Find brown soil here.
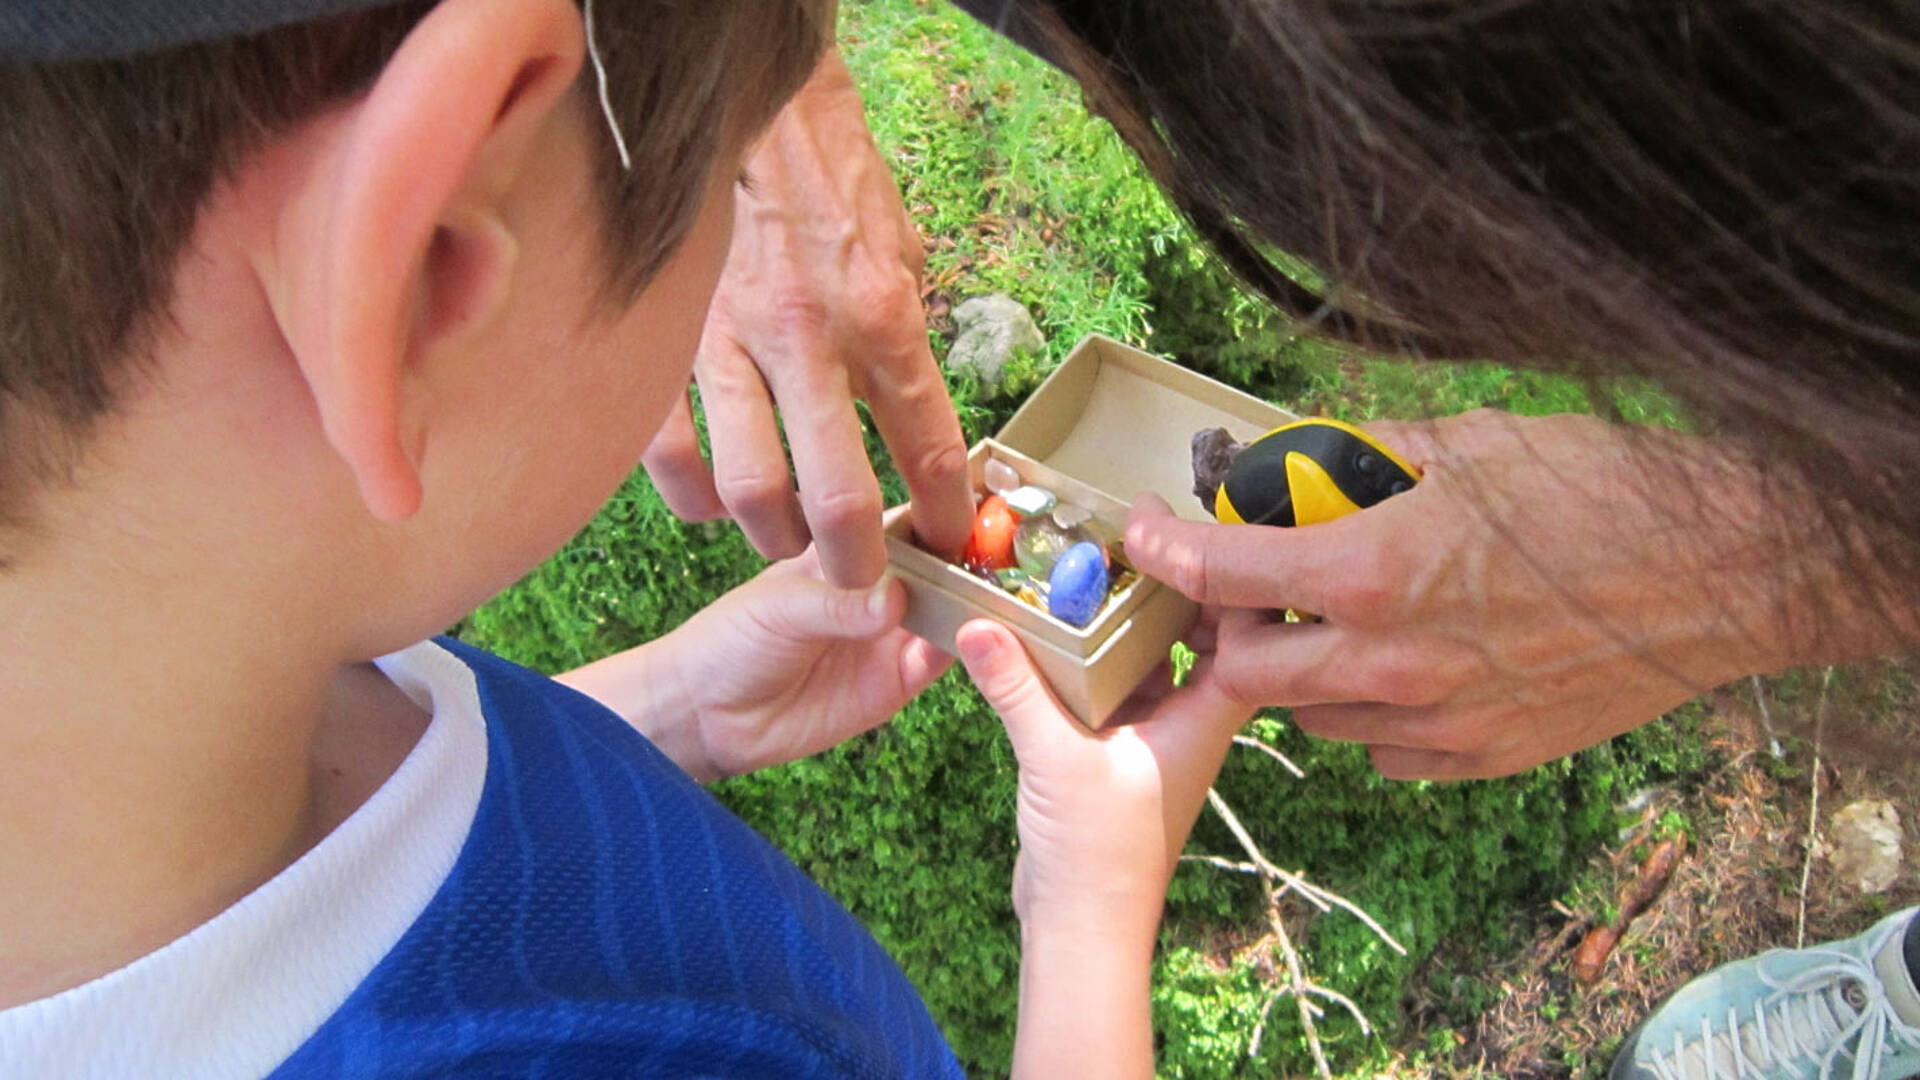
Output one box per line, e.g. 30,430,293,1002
1397,665,1920,1079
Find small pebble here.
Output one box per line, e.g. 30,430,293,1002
1003,484,1057,516
1052,502,1093,528
1047,541,1109,627
983,458,1021,495
1014,516,1097,578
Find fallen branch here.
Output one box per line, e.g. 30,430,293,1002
1206,788,1407,951
1233,734,1306,778
1188,733,1408,1077
1797,666,1835,949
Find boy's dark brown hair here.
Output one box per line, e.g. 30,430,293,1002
0,0,830,538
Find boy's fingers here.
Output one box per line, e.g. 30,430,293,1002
844,629,954,728
640,387,726,521
897,635,956,698
956,619,1078,757
752,573,904,641
1124,494,1339,612
696,333,810,561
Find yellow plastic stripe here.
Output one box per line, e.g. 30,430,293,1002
1213,487,1246,524
1284,452,1362,526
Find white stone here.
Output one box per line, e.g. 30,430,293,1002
1051,502,1093,528
1003,485,1057,516
983,458,1021,495
1828,799,1903,895
944,293,1045,386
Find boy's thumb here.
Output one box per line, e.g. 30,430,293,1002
956,620,1072,755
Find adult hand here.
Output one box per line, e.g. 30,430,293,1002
640,47,973,587
1123,409,1835,781
956,615,1254,1079
559,546,951,782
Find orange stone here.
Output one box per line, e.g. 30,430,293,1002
962,494,1021,571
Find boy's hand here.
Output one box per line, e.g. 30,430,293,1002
644,550,952,781
956,616,1253,1079
639,48,973,587
559,543,950,783
957,616,1252,934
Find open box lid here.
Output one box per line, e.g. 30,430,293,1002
995,334,1298,521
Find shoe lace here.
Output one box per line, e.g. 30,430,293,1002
1648,920,1920,1080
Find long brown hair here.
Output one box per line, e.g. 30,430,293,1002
1021,0,1920,630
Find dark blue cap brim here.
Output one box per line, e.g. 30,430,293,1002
1,0,403,62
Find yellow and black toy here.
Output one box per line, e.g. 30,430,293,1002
1195,418,1420,527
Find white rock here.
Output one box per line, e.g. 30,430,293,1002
945,294,1044,386
1003,485,1057,516
983,458,1021,495
1052,502,1093,528
1828,799,1903,895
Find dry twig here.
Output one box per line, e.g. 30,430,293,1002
1751,674,1783,759
1187,734,1408,1077
1796,666,1835,948
1234,734,1306,778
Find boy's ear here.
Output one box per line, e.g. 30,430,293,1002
281,0,586,522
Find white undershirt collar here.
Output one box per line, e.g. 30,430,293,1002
0,639,488,1079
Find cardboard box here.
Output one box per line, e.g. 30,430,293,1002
886,334,1297,727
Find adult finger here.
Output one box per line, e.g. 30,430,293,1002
763,342,889,587
1289,702,1451,748
1211,609,1473,708
1124,493,1347,612
863,333,973,562
640,387,726,522
697,332,810,560
1368,744,1482,782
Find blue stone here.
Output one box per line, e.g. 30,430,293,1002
1046,541,1109,628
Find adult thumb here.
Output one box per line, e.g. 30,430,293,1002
955,619,1077,759
1124,492,1339,612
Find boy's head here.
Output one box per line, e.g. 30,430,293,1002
0,0,828,652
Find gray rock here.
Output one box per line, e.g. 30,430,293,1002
1827,799,1902,894
945,294,1044,386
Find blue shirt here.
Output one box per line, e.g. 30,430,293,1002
273,638,963,1079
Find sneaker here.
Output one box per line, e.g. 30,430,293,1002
1610,907,1920,1080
